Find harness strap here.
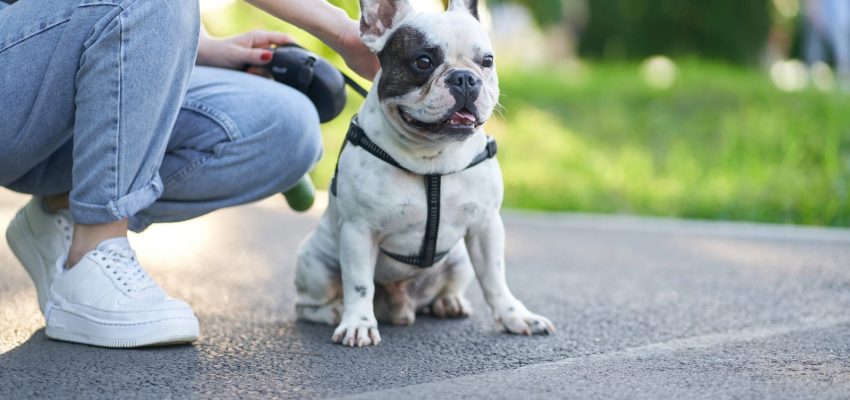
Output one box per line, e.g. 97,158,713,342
420,174,441,266
467,138,498,169
331,116,497,268
382,249,450,266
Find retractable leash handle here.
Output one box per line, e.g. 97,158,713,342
265,44,368,212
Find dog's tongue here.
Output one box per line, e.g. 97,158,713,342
450,111,476,125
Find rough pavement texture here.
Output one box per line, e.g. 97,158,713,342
1,190,849,399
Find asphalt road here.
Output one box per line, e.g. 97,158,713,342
1,190,849,399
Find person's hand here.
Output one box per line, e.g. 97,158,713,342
334,21,380,81
197,30,295,70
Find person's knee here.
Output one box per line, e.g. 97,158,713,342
270,94,324,190
179,70,324,196
247,86,323,191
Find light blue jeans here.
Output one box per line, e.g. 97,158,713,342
804,0,850,76
0,0,323,232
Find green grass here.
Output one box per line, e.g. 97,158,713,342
313,61,850,227
494,61,850,226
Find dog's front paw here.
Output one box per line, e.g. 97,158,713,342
332,316,381,347
496,305,555,336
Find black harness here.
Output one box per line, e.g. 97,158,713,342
330,117,498,268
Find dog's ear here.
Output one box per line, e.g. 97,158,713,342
447,0,479,20
359,0,414,52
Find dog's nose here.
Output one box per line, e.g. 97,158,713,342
445,70,480,92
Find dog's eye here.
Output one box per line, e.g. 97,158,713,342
482,55,494,68
414,55,433,70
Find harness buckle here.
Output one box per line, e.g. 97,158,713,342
348,121,363,146
486,138,498,158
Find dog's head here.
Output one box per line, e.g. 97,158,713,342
360,0,498,141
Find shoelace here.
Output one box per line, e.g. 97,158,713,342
99,246,157,294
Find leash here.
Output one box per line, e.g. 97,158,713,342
342,73,369,97
331,117,498,268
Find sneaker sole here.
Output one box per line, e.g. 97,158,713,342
45,307,200,348
6,208,51,314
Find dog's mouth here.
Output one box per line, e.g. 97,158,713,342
398,106,483,136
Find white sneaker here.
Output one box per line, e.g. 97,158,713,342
5,197,72,314
45,237,200,348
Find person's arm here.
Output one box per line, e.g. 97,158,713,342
246,0,380,79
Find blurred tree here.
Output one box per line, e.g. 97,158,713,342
489,0,564,26
577,0,772,64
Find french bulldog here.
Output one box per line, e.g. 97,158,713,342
294,0,554,347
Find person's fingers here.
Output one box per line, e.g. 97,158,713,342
245,66,272,78
237,47,274,66
247,30,295,48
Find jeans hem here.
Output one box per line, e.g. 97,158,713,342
70,173,163,225
127,214,151,233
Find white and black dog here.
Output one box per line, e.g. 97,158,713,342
294,0,554,347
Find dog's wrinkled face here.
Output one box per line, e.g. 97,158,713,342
360,0,499,141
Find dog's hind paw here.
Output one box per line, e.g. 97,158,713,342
332,317,381,347
430,294,473,319
296,301,342,325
